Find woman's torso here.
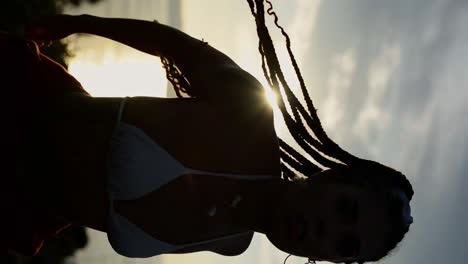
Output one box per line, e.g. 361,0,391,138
41,94,281,245
112,96,281,247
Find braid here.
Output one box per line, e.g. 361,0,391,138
279,138,321,174
247,0,357,175
161,55,197,98
263,1,357,165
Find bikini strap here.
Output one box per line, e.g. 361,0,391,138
115,96,130,131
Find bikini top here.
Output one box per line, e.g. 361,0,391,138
106,97,275,258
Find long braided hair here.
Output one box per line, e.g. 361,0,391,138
245,2,413,263
246,0,358,179
161,0,414,263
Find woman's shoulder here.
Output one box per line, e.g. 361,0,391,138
204,67,273,116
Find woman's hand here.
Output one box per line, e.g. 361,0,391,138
25,15,79,43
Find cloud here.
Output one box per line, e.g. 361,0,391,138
288,0,321,61
321,49,356,139
353,43,400,145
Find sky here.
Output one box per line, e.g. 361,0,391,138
65,0,468,263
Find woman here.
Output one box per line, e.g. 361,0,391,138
3,1,413,263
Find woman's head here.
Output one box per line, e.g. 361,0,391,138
266,161,413,264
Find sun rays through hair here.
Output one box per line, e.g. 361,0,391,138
246,0,359,179
159,0,358,179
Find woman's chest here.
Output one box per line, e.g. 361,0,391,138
123,97,280,175
114,173,250,245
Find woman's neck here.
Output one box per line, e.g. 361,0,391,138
230,177,287,234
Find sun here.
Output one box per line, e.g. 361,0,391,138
263,86,279,109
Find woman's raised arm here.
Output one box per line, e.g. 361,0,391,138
26,15,268,111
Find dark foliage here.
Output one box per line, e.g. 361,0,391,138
0,0,102,68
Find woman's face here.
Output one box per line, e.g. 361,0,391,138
266,170,392,263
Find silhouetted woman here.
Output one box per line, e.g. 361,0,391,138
2,1,413,263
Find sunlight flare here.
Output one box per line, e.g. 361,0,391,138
264,87,279,109
68,52,168,97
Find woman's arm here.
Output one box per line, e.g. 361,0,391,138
73,15,235,71
27,15,268,111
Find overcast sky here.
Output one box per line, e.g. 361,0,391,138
299,1,468,263
67,1,468,263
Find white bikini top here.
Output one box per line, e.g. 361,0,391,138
106,97,275,258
